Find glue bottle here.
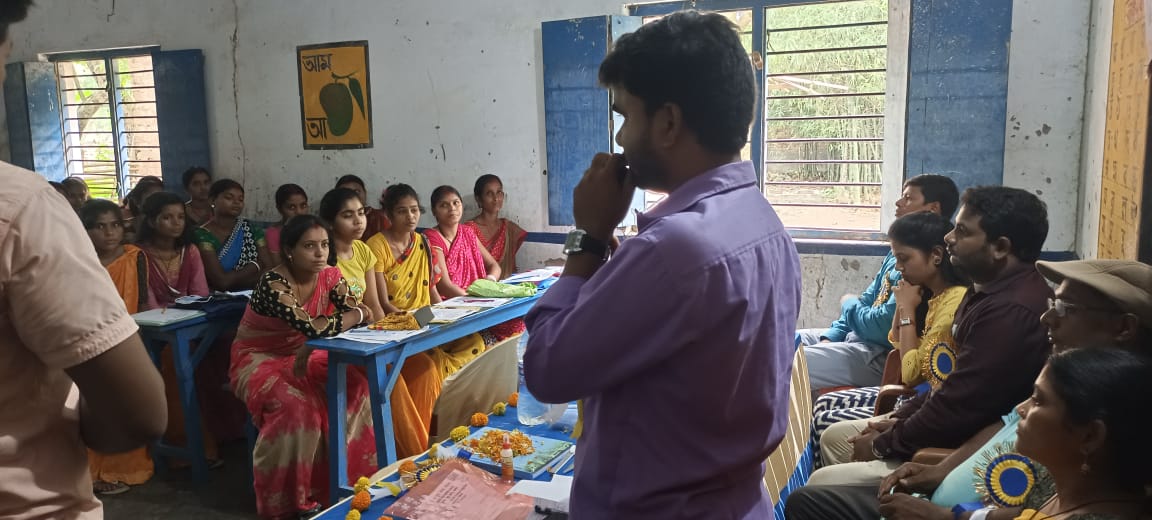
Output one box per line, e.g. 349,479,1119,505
500,434,514,483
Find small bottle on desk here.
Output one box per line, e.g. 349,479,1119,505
500,434,514,483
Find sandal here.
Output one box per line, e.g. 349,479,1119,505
93,480,130,495
298,504,323,519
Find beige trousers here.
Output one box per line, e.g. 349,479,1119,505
810,414,901,486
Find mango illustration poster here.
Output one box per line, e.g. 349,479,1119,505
297,41,373,149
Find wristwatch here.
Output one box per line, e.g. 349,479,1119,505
899,317,913,328
563,229,610,261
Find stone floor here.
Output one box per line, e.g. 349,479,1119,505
100,440,257,519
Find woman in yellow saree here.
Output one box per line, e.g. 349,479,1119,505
80,199,154,495
367,185,487,442
369,184,488,377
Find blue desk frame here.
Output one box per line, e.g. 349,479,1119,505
307,295,541,502
136,311,242,482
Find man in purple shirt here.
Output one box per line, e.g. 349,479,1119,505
524,11,802,519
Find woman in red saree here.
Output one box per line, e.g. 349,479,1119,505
464,174,527,278
230,215,376,519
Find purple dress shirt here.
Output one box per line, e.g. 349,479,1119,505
525,161,802,519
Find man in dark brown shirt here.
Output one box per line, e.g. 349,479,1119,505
808,186,1052,486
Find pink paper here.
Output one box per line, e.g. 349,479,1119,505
383,459,533,520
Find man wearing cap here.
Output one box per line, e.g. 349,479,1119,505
785,259,1152,520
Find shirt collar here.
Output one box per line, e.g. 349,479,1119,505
637,161,757,231
975,261,1038,295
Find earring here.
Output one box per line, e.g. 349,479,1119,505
933,257,941,265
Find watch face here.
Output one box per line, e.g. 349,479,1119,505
563,230,586,254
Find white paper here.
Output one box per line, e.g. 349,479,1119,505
507,474,572,513
336,327,429,344
429,306,483,323
440,296,513,308
501,268,561,284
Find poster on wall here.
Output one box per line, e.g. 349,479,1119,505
297,40,372,149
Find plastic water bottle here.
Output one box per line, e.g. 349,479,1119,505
517,333,558,426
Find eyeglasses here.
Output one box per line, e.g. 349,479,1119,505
1046,298,1114,317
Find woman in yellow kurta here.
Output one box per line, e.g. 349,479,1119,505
80,199,155,494
808,212,969,467
321,187,442,458
887,212,969,390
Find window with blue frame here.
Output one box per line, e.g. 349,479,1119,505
52,50,162,200
630,0,889,235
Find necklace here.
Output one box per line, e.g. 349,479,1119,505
386,233,411,260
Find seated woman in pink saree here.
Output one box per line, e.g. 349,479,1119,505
425,185,524,344
136,191,224,468
230,215,376,519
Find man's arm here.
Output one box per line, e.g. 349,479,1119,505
823,252,894,342
873,303,1047,459
65,334,167,452
841,254,899,343
5,185,167,452
524,235,696,403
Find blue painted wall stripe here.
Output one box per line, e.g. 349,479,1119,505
542,16,611,226
4,62,66,180
903,0,1012,192
154,49,212,196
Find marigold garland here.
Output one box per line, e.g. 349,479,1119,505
351,490,372,511
398,460,418,474
508,392,519,407
450,425,470,442
353,476,370,494
491,402,507,416
345,510,361,520
470,412,489,427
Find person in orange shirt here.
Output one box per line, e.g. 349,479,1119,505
79,199,158,495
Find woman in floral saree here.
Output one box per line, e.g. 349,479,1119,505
231,215,376,519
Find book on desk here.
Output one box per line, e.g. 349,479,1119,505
131,308,206,327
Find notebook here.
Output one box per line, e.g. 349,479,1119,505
132,308,206,326
461,427,575,480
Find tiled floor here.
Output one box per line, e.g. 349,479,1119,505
100,440,257,519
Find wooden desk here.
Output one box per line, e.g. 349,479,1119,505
136,308,243,482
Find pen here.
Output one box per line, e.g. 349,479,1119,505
549,447,576,475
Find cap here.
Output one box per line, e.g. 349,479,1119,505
1035,260,1152,325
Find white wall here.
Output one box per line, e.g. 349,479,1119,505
8,0,1103,327
1001,0,1093,252
1076,0,1114,259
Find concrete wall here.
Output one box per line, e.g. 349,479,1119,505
8,0,1102,327
1076,0,1114,259
1001,0,1092,252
